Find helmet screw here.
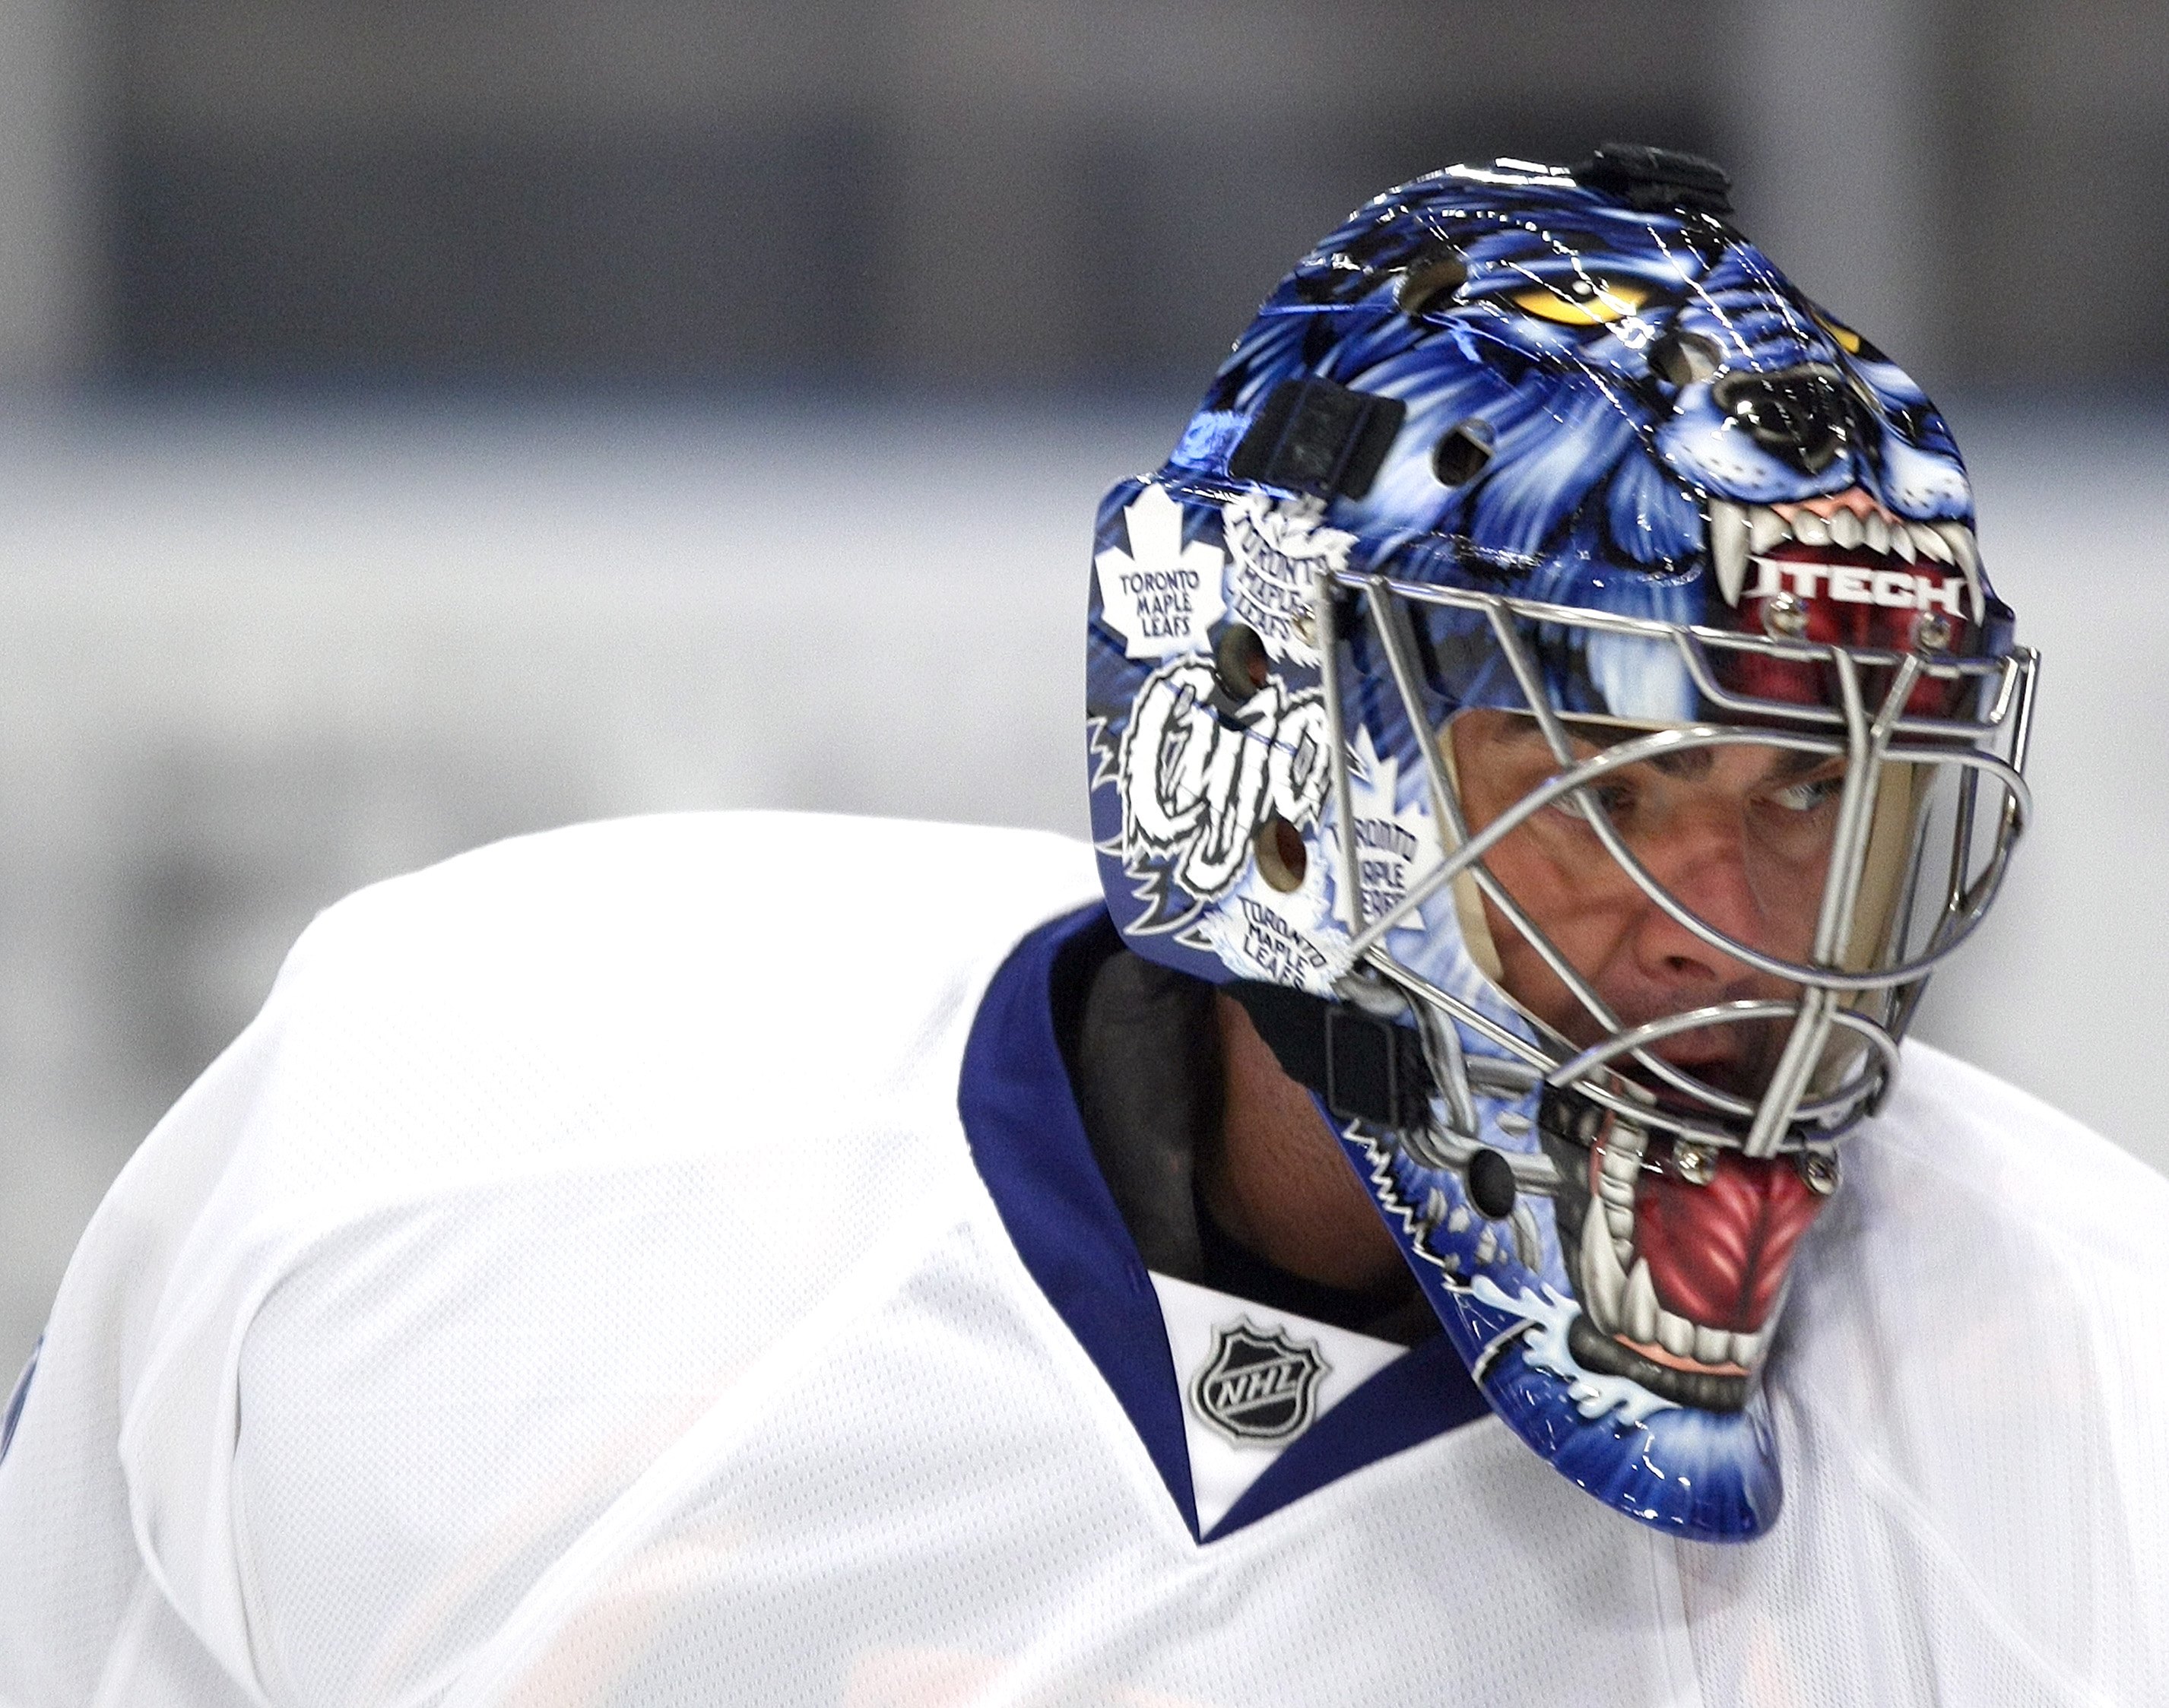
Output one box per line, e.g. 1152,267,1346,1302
1915,611,1954,651
1799,1149,1841,1196
1673,1139,1718,1185
1294,608,1318,645
1762,592,1809,639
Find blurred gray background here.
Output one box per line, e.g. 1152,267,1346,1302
2,0,2164,1383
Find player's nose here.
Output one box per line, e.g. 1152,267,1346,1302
1627,800,1786,989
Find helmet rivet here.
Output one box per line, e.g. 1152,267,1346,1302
1799,1149,1841,1196
1673,1139,1718,1186
1915,611,1954,651
1762,592,1809,639
1293,608,1318,645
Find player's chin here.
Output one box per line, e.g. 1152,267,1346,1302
1639,1023,1786,1106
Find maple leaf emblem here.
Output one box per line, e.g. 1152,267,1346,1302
1221,492,1355,667
1343,724,1441,938
1093,485,1226,661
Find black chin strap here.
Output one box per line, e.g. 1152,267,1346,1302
1224,981,1434,1131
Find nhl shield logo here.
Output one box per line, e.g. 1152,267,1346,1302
1189,1319,1330,1445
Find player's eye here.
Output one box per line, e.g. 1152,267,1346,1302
1768,775,1845,813
1507,275,1649,326
1555,780,1638,822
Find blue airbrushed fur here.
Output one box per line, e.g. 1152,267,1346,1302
1086,162,1999,1541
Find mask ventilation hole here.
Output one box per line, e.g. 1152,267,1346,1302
1254,816,1308,892
1396,252,1467,318
1213,623,1270,699
1651,331,1722,386
1467,1148,1517,1218
1432,418,1495,486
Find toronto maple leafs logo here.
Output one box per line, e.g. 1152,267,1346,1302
1198,892,1339,993
1115,658,1331,929
1343,725,1441,939
1221,493,1356,667
1094,485,1226,660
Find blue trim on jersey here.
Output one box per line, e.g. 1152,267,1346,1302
959,905,1492,1543
958,906,1200,1535
1,1335,37,1465
1209,1329,1489,1539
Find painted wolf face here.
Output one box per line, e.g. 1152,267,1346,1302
1086,152,2034,1538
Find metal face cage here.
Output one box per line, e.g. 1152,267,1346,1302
1311,565,2038,1162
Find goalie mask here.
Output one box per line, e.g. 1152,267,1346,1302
1083,149,2035,1542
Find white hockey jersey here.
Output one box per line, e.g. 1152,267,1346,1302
1,813,2163,1706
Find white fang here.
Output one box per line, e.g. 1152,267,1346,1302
1708,499,1752,604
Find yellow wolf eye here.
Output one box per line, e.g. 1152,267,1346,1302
1507,277,1648,326
1813,311,1863,354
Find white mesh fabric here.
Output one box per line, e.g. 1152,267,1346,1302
0,1007,294,1708
78,1578,262,1708
465,1217,1694,1708
4,816,2165,1707
0,813,1102,1707
1675,1043,2169,1704
230,1147,909,1707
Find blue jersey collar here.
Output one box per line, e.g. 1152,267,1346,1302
957,905,1490,1542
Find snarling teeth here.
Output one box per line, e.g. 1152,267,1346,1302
1707,494,1983,620
1574,1124,1764,1376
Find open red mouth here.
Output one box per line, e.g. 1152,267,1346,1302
1571,1125,1828,1384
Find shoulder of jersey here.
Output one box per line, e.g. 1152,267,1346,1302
220,811,1101,1198
1873,1039,2168,1274
1763,1042,2169,1665
286,810,1097,1010
1814,1038,2168,1348
1788,1037,2169,1506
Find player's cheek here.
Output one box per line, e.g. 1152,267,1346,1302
1750,808,1842,888
1506,826,1645,960
1743,837,1833,946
